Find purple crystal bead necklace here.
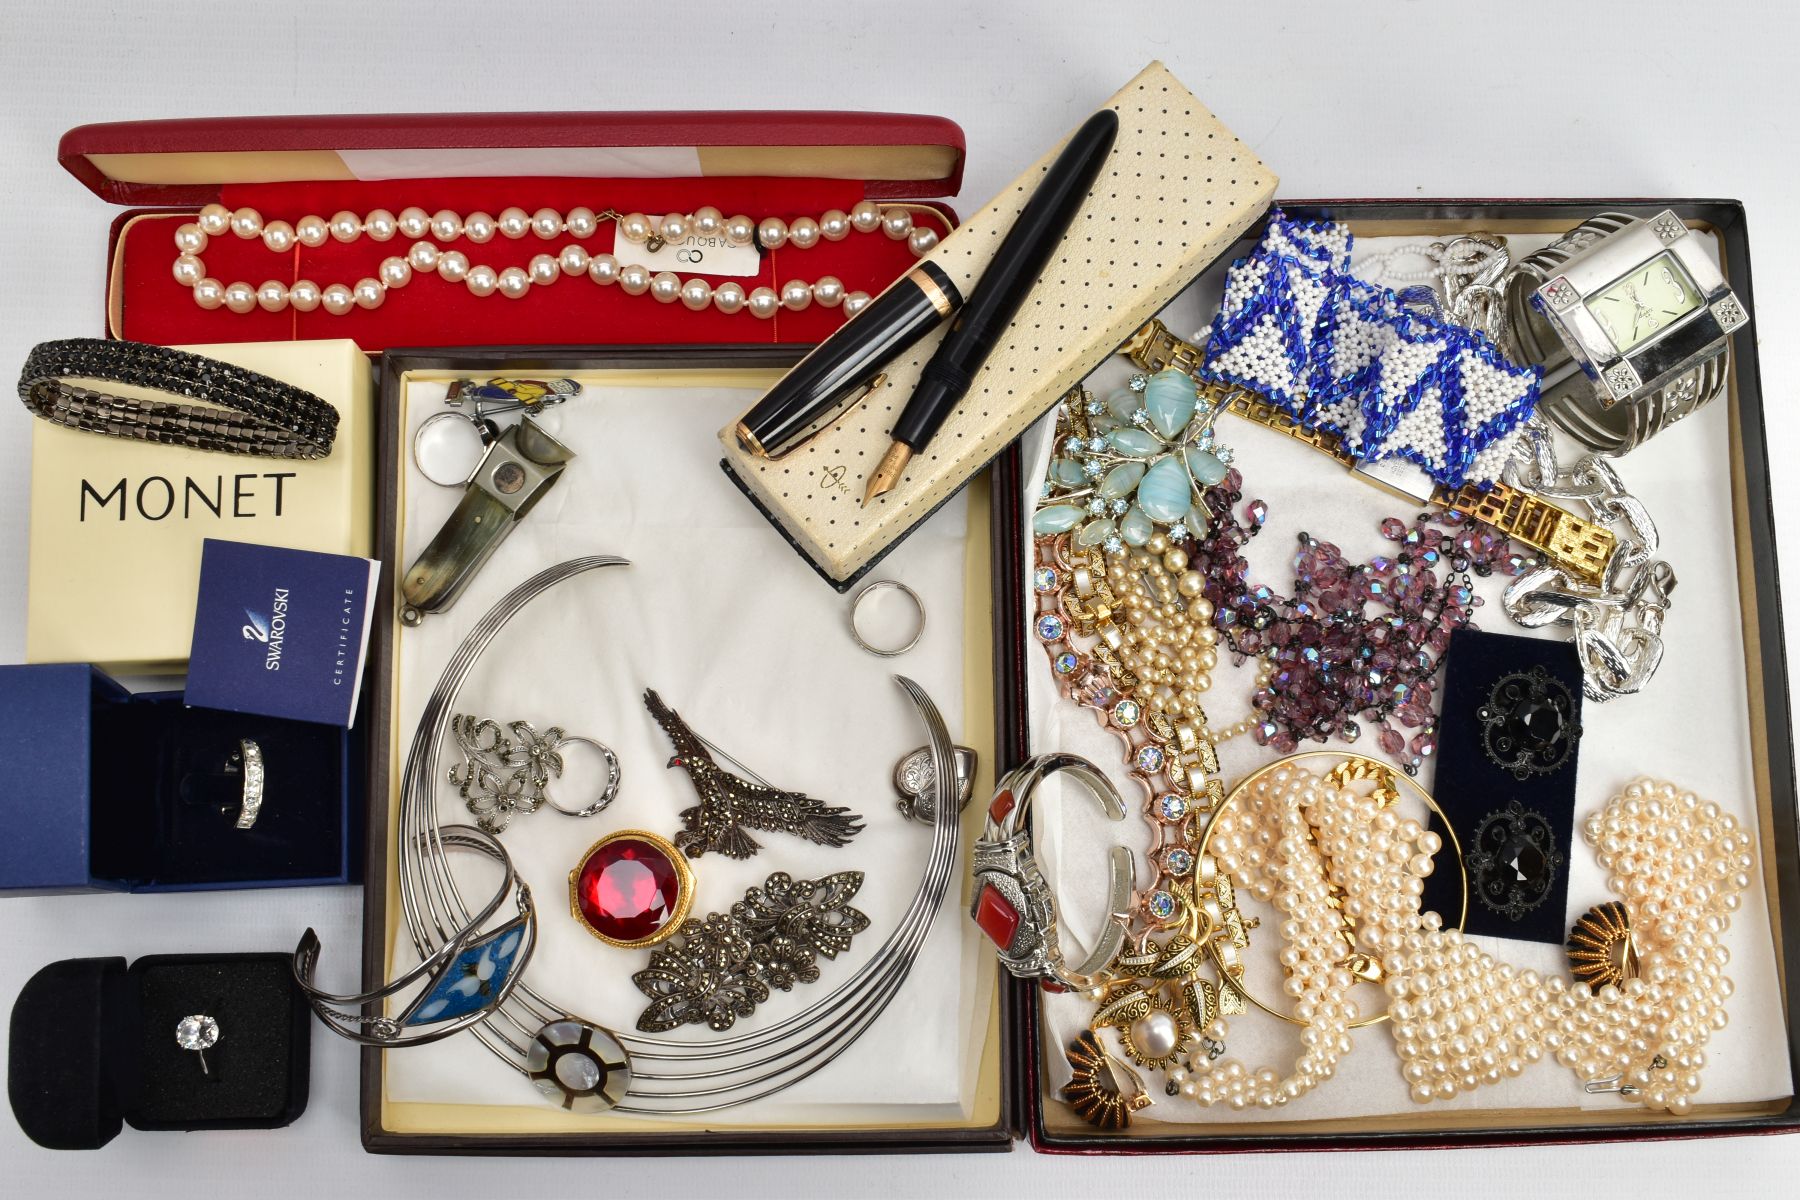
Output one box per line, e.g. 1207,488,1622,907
1033,385,1534,776
1179,469,1526,772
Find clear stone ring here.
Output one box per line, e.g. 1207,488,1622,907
175,1014,220,1076
231,739,265,830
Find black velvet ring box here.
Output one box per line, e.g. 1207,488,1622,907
7,953,311,1149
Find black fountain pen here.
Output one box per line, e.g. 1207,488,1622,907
733,261,964,459
863,108,1120,507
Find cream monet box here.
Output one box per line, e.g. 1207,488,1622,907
26,339,373,672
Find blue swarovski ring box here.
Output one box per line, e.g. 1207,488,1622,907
0,662,358,894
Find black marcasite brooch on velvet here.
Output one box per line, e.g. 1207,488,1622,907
1476,665,1581,780
1467,799,1566,921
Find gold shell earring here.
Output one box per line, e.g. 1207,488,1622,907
1059,1030,1153,1129
1567,901,1639,990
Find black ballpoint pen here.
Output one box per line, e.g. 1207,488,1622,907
862,108,1119,506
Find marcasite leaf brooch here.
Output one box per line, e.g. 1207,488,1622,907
632,871,870,1032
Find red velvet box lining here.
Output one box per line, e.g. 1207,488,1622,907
115,177,953,351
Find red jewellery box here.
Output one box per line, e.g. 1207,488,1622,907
59,111,964,352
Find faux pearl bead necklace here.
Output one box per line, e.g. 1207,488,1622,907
1383,778,1751,1116
1100,535,1272,744
1176,768,1749,1115
1174,762,1435,1108
171,200,942,319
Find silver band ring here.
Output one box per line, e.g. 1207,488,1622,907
232,739,265,830
541,735,623,818
848,579,926,657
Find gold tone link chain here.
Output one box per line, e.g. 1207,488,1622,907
1434,483,1615,586
1120,320,1617,587
1034,538,1229,909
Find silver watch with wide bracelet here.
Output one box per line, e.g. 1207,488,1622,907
1504,210,1748,455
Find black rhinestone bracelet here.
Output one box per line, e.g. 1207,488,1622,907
17,338,338,459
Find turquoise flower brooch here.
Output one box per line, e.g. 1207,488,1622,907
1034,369,1236,551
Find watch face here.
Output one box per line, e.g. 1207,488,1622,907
1584,252,1704,353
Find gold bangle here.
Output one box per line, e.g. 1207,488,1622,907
1194,752,1467,1029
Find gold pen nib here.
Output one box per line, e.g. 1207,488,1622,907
862,441,914,507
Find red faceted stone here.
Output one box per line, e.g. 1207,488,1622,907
973,883,1021,951
988,788,1017,824
574,836,681,943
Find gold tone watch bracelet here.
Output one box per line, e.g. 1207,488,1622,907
1120,320,1616,587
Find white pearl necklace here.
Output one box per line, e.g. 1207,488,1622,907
1174,761,1435,1108
1181,767,1750,1116
171,200,942,319
1384,778,1752,1116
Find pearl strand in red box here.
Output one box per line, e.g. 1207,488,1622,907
172,200,945,319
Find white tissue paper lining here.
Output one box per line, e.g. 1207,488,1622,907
1023,232,1793,1128
379,367,994,1127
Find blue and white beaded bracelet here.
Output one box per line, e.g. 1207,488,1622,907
1198,212,1539,490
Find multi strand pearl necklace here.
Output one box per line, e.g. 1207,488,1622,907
171,200,941,319
1383,778,1752,1116
1179,760,1438,1108
1172,766,1748,1116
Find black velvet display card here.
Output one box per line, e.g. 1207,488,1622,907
7,952,310,1149
88,699,346,887
1421,629,1585,945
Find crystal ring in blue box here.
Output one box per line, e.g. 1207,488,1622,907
229,739,265,830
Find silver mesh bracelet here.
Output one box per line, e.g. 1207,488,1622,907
18,338,338,459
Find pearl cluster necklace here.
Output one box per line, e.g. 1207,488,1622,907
1383,778,1752,1115
1176,761,1439,1108
171,200,941,318
1175,766,1748,1116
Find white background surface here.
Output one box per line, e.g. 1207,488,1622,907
1,0,1796,1194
